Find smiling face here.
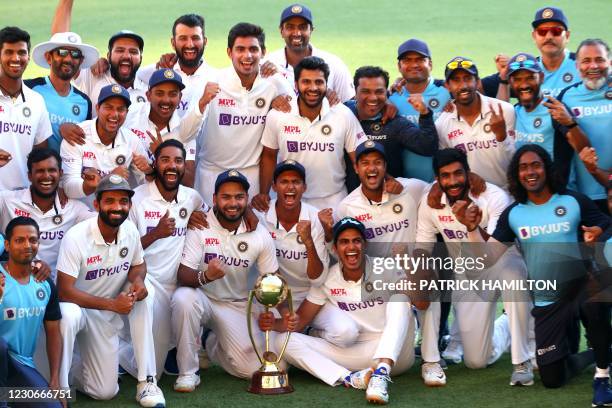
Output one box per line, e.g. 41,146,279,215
96,97,128,136
227,36,263,80
154,145,185,191
296,68,326,109
6,225,39,265
273,170,306,211
46,46,83,80
214,181,248,223
447,70,478,106
355,76,387,118
510,70,543,109
280,16,312,52
28,156,62,198
147,82,181,121
108,37,142,84
518,151,547,194
397,51,431,84
577,43,610,90
0,41,29,80
437,161,468,204
334,228,366,273
355,151,386,193
532,22,569,59
95,190,131,228
172,23,206,68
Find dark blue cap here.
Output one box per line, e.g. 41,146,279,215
280,4,313,25
273,159,306,181
148,68,185,91
355,140,386,162
532,7,569,29
332,217,366,243
397,38,430,59
507,53,542,77
214,169,250,194
108,30,144,51
444,56,478,80
97,84,131,107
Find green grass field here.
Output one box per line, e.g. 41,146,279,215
5,0,611,406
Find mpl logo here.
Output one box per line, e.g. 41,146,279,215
354,213,373,222
447,129,464,140
438,215,454,223
82,151,96,160
205,238,220,245
14,208,30,217
283,125,301,134
144,210,163,219
218,98,236,107
87,255,102,266
330,288,347,296
203,253,218,264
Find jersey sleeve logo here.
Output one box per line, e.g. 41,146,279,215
22,107,31,118
72,105,81,115
119,246,129,258
554,206,567,217
237,241,248,252
52,214,63,225
321,124,332,135
562,73,573,83
255,98,266,108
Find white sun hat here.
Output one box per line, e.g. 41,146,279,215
32,32,99,69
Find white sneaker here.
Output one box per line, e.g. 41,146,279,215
366,370,391,405
421,362,447,387
442,340,463,364
136,376,165,407
174,373,201,393
344,367,373,389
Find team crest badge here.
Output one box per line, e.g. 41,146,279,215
562,73,573,83
296,234,303,244
228,170,239,177
542,8,554,18
72,104,80,115
237,241,248,252
284,159,296,165
554,206,567,217
164,69,175,79
533,118,542,128
291,5,302,13
109,174,123,184
393,203,403,213
429,98,440,109
179,208,188,218
321,124,332,135
22,107,31,117
119,247,129,258
67,34,78,43
365,282,374,293
115,155,126,165
52,214,63,225
36,288,46,300
255,98,266,108
364,140,375,148
604,90,612,100
516,54,527,62
371,123,382,132
111,85,122,94
137,96,145,103
483,123,492,133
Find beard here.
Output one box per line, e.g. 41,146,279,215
30,184,57,199
177,47,204,68
110,60,141,84
584,76,607,90
52,61,78,80
215,206,245,223
99,209,128,227
155,167,184,191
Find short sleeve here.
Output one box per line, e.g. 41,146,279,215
256,230,280,275
305,284,328,305
56,230,83,279
491,204,518,243
181,229,204,270
43,279,62,321
261,110,280,150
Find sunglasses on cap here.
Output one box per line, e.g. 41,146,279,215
54,48,83,59
535,27,565,37
509,59,538,71
446,59,474,70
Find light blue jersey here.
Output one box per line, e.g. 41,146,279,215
559,82,612,200
0,266,61,368
25,77,92,152
389,78,450,181
538,50,580,97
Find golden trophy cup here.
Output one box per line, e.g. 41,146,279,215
246,273,294,394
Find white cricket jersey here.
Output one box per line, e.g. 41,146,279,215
265,45,355,102
415,182,511,257
129,181,205,289
0,189,94,277
73,70,147,110
56,216,144,299
256,199,329,300
180,213,279,302
436,93,516,189
0,86,52,191
175,67,292,171
137,60,219,117
337,178,428,246
261,99,365,200
124,101,202,161
307,257,391,334
60,119,149,204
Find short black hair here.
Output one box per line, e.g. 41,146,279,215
154,139,186,160
294,56,329,82
227,23,265,50
507,144,564,204
0,26,30,51
576,38,611,58
27,148,62,173
5,216,39,240
353,66,390,89
432,148,470,177
172,14,205,37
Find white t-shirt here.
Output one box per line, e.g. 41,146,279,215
256,199,329,300
129,181,205,289
0,189,94,278
264,45,355,102
261,99,365,200
60,119,149,205
124,101,202,161
0,86,52,191
436,93,516,189
180,213,279,302
56,216,145,299
74,70,147,111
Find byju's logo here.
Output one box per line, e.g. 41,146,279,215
204,253,218,263
218,113,266,126
219,113,232,126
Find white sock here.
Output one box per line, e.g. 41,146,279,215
375,362,391,375
595,367,610,379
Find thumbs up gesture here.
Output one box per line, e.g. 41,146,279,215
154,210,176,239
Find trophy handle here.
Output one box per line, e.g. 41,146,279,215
275,289,293,364
246,290,263,364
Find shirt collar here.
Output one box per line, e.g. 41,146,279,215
90,217,124,246
147,180,185,203
20,188,62,213
208,209,248,235
456,92,486,121
290,97,330,122
358,185,392,205
265,198,311,232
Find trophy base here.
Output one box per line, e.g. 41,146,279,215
248,370,294,394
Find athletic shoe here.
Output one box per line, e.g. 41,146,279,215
343,367,373,389
510,360,534,386
366,368,391,405
118,365,128,376
441,340,463,365
174,373,201,393
163,348,179,376
421,362,446,387
136,376,165,407
592,377,612,407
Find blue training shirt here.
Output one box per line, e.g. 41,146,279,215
0,265,61,368
25,77,92,152
492,191,609,305
389,78,450,182
538,50,580,98
558,81,612,200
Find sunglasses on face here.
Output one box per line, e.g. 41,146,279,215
535,27,565,37
509,59,538,71
446,59,474,70
54,48,83,59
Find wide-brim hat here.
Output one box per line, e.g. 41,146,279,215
32,32,99,69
